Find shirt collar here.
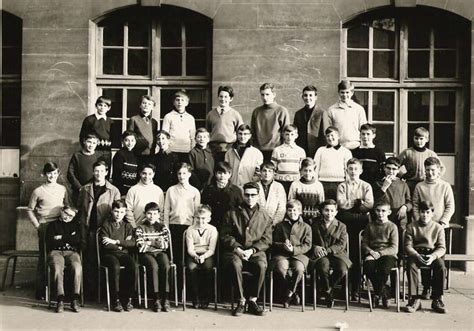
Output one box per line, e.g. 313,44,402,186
346,177,361,185
337,100,355,109
326,144,341,150
95,112,107,120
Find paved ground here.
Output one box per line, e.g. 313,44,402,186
0,258,473,330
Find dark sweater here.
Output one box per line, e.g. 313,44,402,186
351,146,386,185
79,114,112,150
373,178,413,213
99,219,136,255
127,114,158,156
293,105,327,157
188,146,215,190
201,180,243,229
152,149,179,192
67,151,101,192
251,102,290,151
112,149,139,195
46,219,86,252
361,220,398,257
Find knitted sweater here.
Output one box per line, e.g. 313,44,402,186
206,107,243,152
99,219,136,254
251,102,290,151
163,183,201,226
405,220,446,259
201,181,243,229
112,149,138,196
314,145,352,182
135,221,170,253
256,181,287,225
46,219,86,252
125,182,164,227
271,143,306,182
412,179,455,227
185,223,218,258
28,183,68,223
162,110,196,153
127,114,158,156
337,179,374,212
361,220,398,257
351,146,386,184
188,145,215,190
373,178,412,212
288,178,325,220
398,147,440,182
79,114,112,150
67,151,100,192
326,100,367,149
152,150,179,192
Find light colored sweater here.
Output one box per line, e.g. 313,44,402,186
162,110,196,153
337,179,374,212
125,181,164,227
225,146,263,188
314,145,352,182
164,183,201,226
326,100,367,149
271,143,306,182
405,220,446,259
256,181,287,225
185,223,218,259
412,179,455,227
398,147,442,182
206,107,243,151
28,183,68,223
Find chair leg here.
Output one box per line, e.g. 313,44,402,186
269,271,273,312
98,268,101,304
10,256,18,286
366,276,373,312
231,285,234,310
313,270,317,310
213,268,218,311
105,269,110,312
143,267,148,309
263,277,266,311
173,266,178,307
446,260,451,290
345,272,349,311
46,265,51,308
80,274,84,307
395,269,400,313
301,273,305,312
137,267,141,308
182,267,186,311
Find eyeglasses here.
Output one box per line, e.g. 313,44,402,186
244,193,258,197
62,211,76,219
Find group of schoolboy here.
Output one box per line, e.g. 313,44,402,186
37,79,454,317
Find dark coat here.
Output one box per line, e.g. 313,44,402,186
293,105,329,157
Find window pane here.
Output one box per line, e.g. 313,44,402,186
434,27,457,48
373,92,394,121
103,23,124,46
1,83,21,116
347,25,369,48
127,89,149,118
110,119,124,148
373,19,396,49
2,48,22,75
160,89,176,120
408,91,430,121
408,22,430,48
434,51,456,78
186,22,208,47
186,49,207,76
1,117,20,147
128,21,149,47
373,51,395,78
434,123,455,153
374,124,394,153
103,49,124,75
101,88,123,118
347,50,368,77
434,91,455,122
407,123,429,145
128,49,148,76
186,89,208,120
353,91,368,118
161,49,182,76
408,51,429,78
161,22,182,47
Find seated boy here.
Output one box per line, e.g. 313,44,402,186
271,200,311,308
271,124,306,194
185,204,218,309
135,202,171,312
288,158,325,224
361,200,398,308
256,162,286,226
152,130,179,192
201,161,243,229
189,127,215,190
314,126,352,200
404,201,447,314
309,199,351,308
112,130,139,196
46,205,85,313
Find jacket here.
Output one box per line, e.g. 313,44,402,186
293,105,329,157
225,145,263,187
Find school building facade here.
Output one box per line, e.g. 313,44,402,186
1,0,473,268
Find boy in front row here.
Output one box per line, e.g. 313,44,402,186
404,201,447,314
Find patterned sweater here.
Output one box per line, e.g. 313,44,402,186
288,178,325,221
112,148,138,196
135,221,170,254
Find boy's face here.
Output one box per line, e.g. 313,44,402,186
96,102,111,116
425,164,441,181
260,88,275,105
123,135,136,151
140,99,154,116
93,164,108,182
243,188,259,209
287,206,301,221
261,167,274,183
338,88,353,103
194,211,211,227
384,163,400,177
112,207,126,222
237,129,251,144
83,138,98,153
45,169,59,184
413,135,428,148
195,132,209,148
60,209,76,223
157,134,169,150
301,166,315,181
302,91,317,109
283,130,298,144
145,209,160,223
375,205,391,221
218,91,233,108
177,168,191,183
346,163,362,180
322,204,337,222
325,131,339,146
140,167,155,184
420,208,434,224
360,129,375,146
215,170,231,184
173,95,189,113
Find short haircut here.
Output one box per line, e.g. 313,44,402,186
93,160,108,171
176,162,192,172
414,127,430,138
419,200,435,212
374,199,391,209
325,126,339,135
95,96,112,107
139,163,156,173
286,199,302,211
283,124,298,133
145,202,160,213
42,161,59,175
337,80,354,91
156,130,170,139
300,157,315,170
62,204,78,214
321,199,337,209
82,132,99,141
260,161,276,172
215,161,232,174
360,123,376,134
218,85,234,98
259,82,274,92
121,130,136,140
385,157,401,168
195,127,209,137
141,95,156,106
237,124,251,132
112,199,127,210
174,89,189,100
302,85,317,94
196,204,212,216
424,156,441,168
243,181,260,193
347,158,362,167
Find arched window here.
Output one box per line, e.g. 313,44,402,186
93,5,212,148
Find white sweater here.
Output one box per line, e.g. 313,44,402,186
314,145,352,182
125,182,164,227
164,183,201,226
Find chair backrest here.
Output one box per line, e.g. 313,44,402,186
345,232,350,258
